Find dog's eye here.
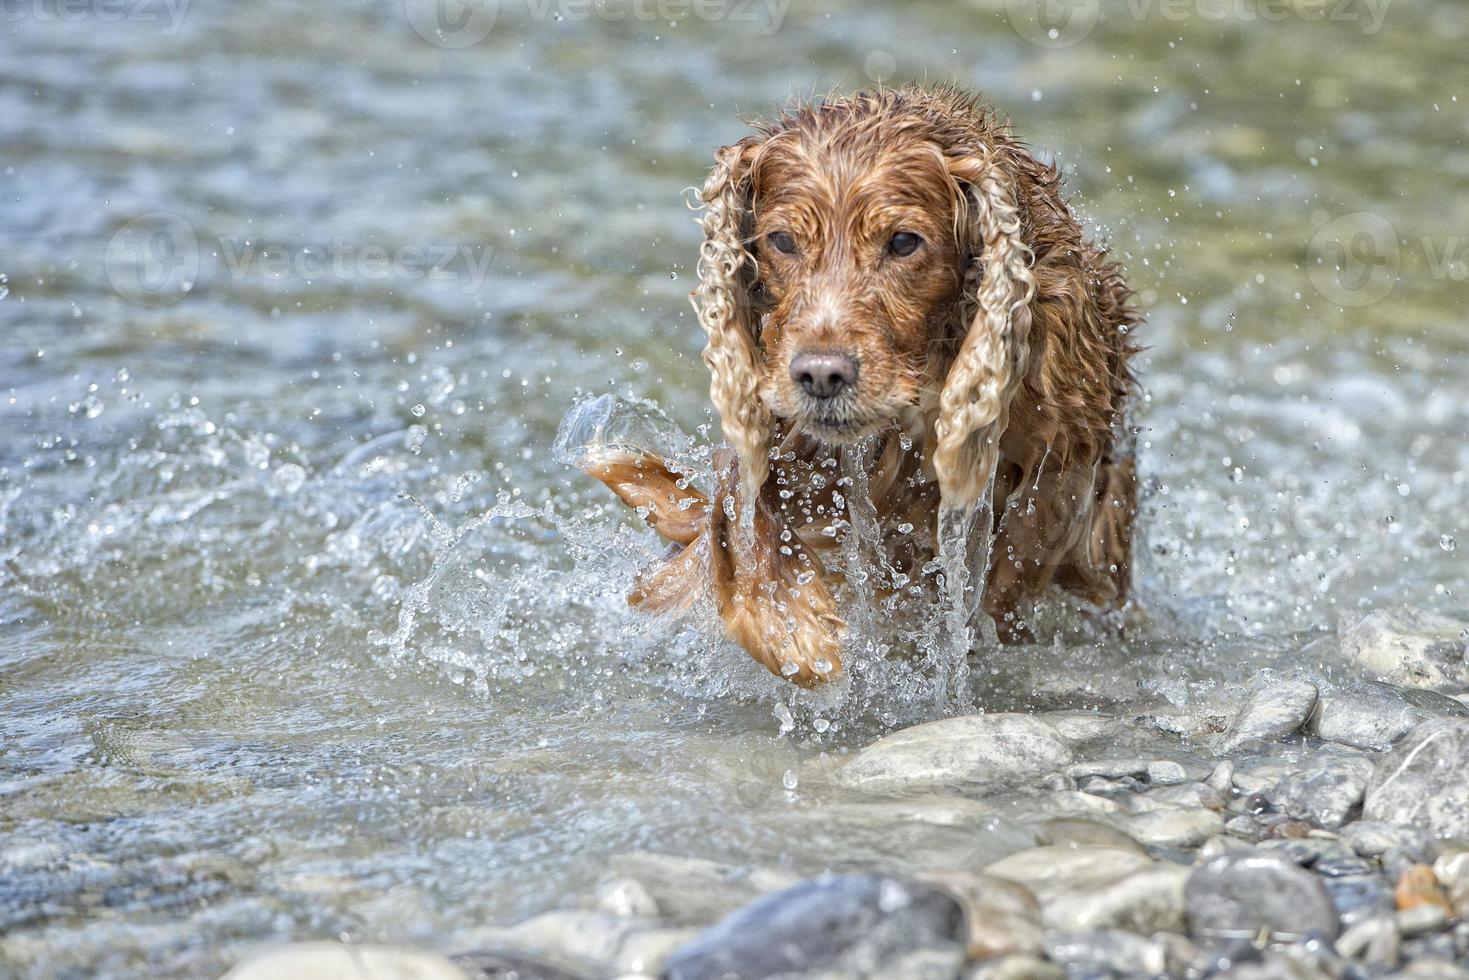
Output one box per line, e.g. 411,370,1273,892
888,232,923,257
767,231,797,255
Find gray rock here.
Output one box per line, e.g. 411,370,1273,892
1184,852,1340,942
1148,760,1190,785
662,874,965,980
1264,752,1375,827
1030,790,1121,817
985,846,1152,903
1341,607,1469,692
1039,710,1122,744
1129,782,1226,813
1218,677,1319,752
1335,915,1401,967
607,852,799,925
1396,903,1449,938
1206,760,1235,795
840,714,1072,794
1309,679,1469,750
1125,807,1225,848
1340,821,1431,862
1362,719,1469,838
222,944,469,980
1043,929,1167,976
1042,862,1191,934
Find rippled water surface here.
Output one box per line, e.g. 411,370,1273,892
2,1,1467,976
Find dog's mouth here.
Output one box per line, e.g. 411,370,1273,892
790,403,886,444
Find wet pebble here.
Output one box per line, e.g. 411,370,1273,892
1147,760,1189,785
1336,915,1401,967
1205,760,1235,796
986,846,1152,902
1264,752,1375,828
1128,782,1225,813
1340,606,1469,693
1362,718,1469,839
1340,821,1430,863
1124,807,1224,848
1217,677,1318,752
1308,679,1469,751
1184,852,1340,942
662,874,964,980
1042,862,1191,934
840,714,1072,794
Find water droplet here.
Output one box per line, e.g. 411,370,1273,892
780,662,799,677
812,717,830,733
272,463,307,494
782,769,798,791
1442,535,1458,553
411,404,426,418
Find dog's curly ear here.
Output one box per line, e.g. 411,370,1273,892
693,137,772,502
932,150,1038,512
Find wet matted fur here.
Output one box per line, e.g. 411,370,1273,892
575,85,1140,687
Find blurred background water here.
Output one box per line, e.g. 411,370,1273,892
1,0,1466,975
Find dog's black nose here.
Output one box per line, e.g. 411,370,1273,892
790,352,858,400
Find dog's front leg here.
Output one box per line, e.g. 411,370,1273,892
576,447,844,686
703,453,846,687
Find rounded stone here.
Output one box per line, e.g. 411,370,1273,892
840,714,1073,794
1184,852,1340,942
1363,719,1469,839
663,874,964,980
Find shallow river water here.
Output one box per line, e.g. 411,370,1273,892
2,0,1467,976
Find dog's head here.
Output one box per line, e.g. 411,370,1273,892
693,88,1036,509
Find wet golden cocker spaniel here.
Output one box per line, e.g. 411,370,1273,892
576,86,1140,687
